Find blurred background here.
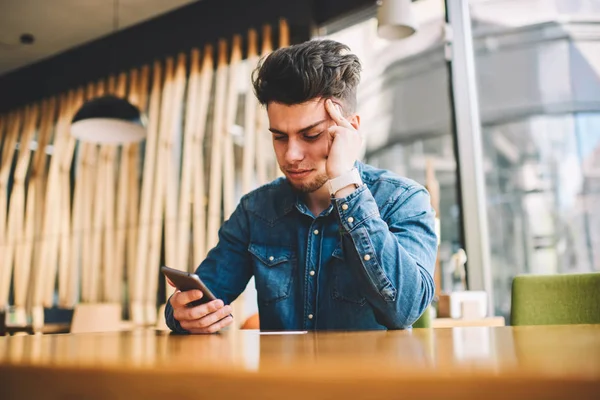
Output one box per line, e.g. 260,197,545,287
319,0,600,319
0,0,599,331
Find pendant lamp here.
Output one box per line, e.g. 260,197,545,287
377,0,418,40
71,95,145,144
70,0,146,144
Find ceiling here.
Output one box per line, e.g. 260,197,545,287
0,0,196,75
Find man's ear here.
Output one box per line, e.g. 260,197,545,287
349,114,360,131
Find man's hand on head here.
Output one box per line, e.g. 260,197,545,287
324,99,362,180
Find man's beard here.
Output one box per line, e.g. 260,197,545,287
282,167,329,193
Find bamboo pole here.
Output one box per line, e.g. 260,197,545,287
221,35,244,328
0,112,21,309
111,71,132,304
31,92,71,328
10,104,40,325
255,25,273,186
80,141,98,303
177,48,202,274
1,106,36,315
223,35,242,220
50,89,80,307
273,19,290,179
16,98,55,324
242,29,259,196
105,72,129,303
55,88,83,308
126,65,149,308
206,40,229,250
86,82,107,304
192,44,214,266
132,61,163,325
79,83,98,304
164,52,188,277
145,56,177,325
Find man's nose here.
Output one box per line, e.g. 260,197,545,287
285,139,304,164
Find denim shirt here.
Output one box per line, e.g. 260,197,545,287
165,161,438,332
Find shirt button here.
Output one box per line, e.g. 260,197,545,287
347,217,354,223
363,254,371,261
309,270,315,276
308,314,314,320
313,229,319,235
269,256,274,261
341,204,349,210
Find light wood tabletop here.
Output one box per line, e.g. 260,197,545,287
1,325,599,399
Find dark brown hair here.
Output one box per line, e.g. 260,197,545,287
252,39,362,113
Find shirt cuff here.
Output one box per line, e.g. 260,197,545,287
165,297,189,334
332,184,380,232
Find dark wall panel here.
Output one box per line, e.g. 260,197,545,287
0,0,375,113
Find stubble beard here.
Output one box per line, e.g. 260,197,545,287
281,167,329,193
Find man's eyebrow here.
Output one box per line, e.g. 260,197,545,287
268,119,328,135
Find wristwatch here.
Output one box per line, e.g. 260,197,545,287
327,168,363,196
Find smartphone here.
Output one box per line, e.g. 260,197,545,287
161,265,217,308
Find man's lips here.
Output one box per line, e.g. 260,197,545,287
286,169,312,178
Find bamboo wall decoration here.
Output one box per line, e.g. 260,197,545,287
242,29,259,196
56,88,83,307
145,56,175,325
10,104,40,325
31,92,70,327
192,45,214,267
163,53,188,304
0,112,21,312
206,40,229,251
177,48,202,274
0,19,294,331
255,25,273,187
274,19,290,179
223,35,243,220
79,83,97,304
132,61,163,325
126,66,149,304
1,106,37,320
89,87,109,305
78,83,98,306
102,73,128,304
16,98,56,325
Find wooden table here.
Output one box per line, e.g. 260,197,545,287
1,325,599,399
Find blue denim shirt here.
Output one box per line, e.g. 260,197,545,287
166,161,438,332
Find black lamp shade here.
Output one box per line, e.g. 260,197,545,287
71,95,146,144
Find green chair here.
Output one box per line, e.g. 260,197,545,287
510,272,600,326
412,306,432,328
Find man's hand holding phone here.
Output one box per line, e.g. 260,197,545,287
167,279,234,334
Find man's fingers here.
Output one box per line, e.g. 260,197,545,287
174,299,224,322
188,304,232,329
186,315,234,334
206,315,234,333
325,99,354,129
170,289,204,308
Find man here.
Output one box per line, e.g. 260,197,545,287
165,39,438,333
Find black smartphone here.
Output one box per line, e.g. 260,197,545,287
161,265,217,307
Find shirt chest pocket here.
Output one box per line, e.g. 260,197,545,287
248,243,296,305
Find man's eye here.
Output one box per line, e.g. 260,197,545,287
305,132,323,141
273,135,287,141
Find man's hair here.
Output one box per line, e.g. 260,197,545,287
252,39,362,113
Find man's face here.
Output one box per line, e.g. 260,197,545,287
267,98,335,193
